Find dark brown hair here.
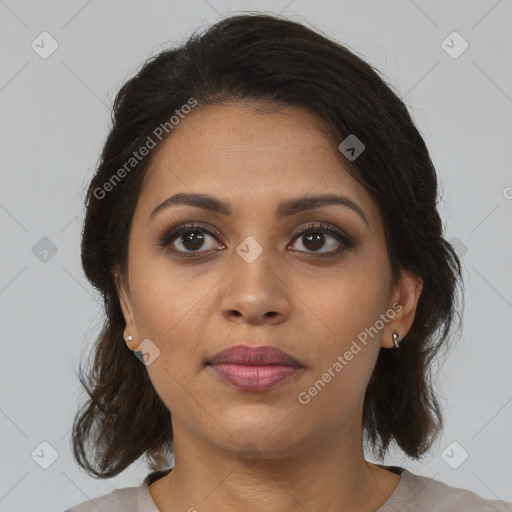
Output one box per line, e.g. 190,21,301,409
72,13,463,478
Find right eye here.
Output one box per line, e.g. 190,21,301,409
157,222,225,256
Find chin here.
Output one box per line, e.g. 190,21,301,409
209,419,304,458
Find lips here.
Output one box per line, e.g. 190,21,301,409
207,344,304,392
208,344,302,367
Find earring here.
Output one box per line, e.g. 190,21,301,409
392,332,400,348
126,335,133,342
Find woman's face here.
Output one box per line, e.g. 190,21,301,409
117,102,422,459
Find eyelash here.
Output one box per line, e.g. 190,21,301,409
157,221,354,259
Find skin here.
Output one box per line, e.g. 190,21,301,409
116,101,423,512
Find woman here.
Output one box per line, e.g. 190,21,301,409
65,13,511,512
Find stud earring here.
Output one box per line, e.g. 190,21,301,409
126,335,133,342
392,332,400,348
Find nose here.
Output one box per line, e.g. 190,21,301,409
219,244,291,326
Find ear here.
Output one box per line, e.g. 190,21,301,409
112,264,139,351
381,268,423,349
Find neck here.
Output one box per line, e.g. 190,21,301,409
148,411,401,512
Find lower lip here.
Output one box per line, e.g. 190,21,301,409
209,363,302,392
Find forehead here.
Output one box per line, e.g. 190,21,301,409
138,102,378,224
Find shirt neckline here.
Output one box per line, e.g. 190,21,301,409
138,465,412,511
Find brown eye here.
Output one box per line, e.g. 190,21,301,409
158,223,224,255
174,230,208,252
289,222,353,255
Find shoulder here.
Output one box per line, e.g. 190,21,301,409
63,469,169,512
386,469,512,511
64,485,139,512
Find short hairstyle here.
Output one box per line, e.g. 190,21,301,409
73,13,463,478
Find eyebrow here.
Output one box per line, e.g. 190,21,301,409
149,192,369,227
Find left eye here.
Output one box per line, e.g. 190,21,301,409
158,222,352,257
290,229,344,253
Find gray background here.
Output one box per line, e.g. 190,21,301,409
1,0,511,510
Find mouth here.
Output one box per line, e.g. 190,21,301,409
206,344,304,392
207,344,303,366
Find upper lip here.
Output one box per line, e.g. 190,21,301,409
208,344,303,367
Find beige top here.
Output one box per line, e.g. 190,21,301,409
64,465,512,511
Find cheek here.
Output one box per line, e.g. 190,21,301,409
127,249,224,401
129,246,209,337
318,249,392,341
299,247,391,397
